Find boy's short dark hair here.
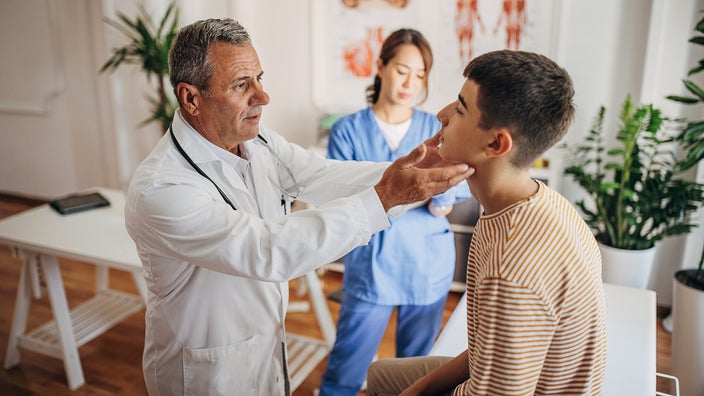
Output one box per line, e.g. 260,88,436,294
464,50,574,168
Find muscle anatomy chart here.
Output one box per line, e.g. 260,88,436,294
313,0,556,111
343,26,385,78
455,0,485,64
450,0,552,63
493,0,527,49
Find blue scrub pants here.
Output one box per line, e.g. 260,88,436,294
319,292,448,396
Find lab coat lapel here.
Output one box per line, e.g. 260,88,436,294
204,160,259,214
172,114,259,214
247,140,282,220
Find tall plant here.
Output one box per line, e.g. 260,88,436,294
564,95,704,251
100,2,179,132
668,15,704,284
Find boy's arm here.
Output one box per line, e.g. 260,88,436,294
400,350,470,396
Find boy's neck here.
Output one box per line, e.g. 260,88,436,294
469,164,539,215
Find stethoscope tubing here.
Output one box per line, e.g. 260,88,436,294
169,125,300,212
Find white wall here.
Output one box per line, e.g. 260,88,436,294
0,0,702,302
0,0,121,197
4,0,699,196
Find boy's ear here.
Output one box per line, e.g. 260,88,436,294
485,128,513,158
176,82,201,116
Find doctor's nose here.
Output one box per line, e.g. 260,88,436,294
255,87,270,107
251,79,270,107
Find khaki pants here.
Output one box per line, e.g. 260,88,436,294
366,356,455,396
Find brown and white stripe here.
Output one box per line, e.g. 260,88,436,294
453,182,607,396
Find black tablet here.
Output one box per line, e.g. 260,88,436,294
49,192,111,215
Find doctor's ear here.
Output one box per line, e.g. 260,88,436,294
176,83,201,116
485,129,513,158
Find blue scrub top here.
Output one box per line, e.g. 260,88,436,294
327,107,471,305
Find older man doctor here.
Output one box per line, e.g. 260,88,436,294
124,18,472,396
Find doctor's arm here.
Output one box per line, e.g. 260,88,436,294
265,128,472,211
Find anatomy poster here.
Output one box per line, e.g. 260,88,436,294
312,0,559,113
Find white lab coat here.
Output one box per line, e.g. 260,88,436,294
125,111,393,396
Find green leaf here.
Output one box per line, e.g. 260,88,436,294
688,62,704,76
683,79,704,102
597,182,620,191
101,2,178,132
690,36,704,46
667,95,699,104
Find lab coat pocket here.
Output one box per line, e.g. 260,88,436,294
183,336,257,396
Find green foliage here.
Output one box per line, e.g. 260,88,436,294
100,2,179,132
564,95,704,251
667,15,704,280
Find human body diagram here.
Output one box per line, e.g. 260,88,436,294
454,0,528,62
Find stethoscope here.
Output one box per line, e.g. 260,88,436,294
169,125,301,213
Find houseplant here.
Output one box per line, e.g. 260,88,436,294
666,14,704,396
100,2,179,132
563,94,704,288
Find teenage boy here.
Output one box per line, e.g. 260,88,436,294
365,50,607,396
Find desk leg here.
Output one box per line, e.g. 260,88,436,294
95,265,109,293
4,259,32,369
40,255,85,390
304,271,336,346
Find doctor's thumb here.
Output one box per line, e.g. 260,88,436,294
398,144,427,169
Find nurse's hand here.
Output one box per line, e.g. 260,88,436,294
375,143,474,212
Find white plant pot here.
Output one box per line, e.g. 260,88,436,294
671,269,704,396
599,243,655,289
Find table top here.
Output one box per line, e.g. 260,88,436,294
0,188,141,271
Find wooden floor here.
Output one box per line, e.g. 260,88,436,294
0,197,673,395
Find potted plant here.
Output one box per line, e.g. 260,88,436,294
563,94,704,289
671,247,704,395
666,14,704,396
100,2,179,132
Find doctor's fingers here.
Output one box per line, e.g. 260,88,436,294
415,166,474,196
390,166,473,205
422,132,442,148
395,143,428,169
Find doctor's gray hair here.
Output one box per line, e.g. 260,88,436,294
169,18,251,97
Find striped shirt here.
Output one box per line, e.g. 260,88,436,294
453,181,607,395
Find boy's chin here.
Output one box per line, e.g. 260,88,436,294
438,146,458,163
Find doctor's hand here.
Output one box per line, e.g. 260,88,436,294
413,132,460,170
375,143,474,212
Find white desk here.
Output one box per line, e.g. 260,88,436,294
1,188,336,392
1,188,147,390
428,284,659,395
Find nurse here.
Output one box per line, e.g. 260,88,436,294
124,19,472,396
320,29,471,396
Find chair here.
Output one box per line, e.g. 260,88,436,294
428,283,678,395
